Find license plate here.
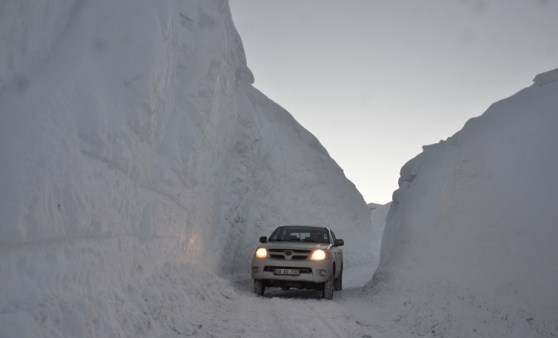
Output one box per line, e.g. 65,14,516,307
274,268,299,276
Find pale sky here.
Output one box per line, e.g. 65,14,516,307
230,0,558,204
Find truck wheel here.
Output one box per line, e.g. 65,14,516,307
334,267,343,291
323,274,334,300
254,280,265,296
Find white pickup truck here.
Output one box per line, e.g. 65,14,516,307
251,225,344,299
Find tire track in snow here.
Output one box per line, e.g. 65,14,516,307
138,265,395,337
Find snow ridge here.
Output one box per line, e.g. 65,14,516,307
534,68,558,86
373,68,558,337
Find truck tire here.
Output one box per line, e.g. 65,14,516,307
254,280,265,296
334,266,343,291
323,274,334,300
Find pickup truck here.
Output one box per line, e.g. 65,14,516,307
251,225,344,299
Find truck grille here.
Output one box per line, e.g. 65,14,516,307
268,249,311,260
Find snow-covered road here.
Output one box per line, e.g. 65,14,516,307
137,261,401,338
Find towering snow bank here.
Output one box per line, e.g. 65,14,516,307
368,203,389,262
344,202,389,288
373,69,558,336
0,0,371,335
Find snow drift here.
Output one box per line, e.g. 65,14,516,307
373,68,558,337
0,0,372,335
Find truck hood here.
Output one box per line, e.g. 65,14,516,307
262,242,330,250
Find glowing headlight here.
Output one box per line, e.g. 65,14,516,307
310,249,327,261
255,247,268,259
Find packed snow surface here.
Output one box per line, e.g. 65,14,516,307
374,68,558,337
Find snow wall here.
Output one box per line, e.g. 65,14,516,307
368,202,389,265
373,68,558,337
0,0,372,334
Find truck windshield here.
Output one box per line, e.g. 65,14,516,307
269,226,329,244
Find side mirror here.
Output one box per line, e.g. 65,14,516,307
334,239,344,247
259,236,267,243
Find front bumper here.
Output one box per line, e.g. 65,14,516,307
251,257,332,284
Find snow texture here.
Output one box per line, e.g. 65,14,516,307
0,0,373,336
373,68,558,337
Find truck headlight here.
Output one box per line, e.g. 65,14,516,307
310,249,327,261
255,247,268,258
